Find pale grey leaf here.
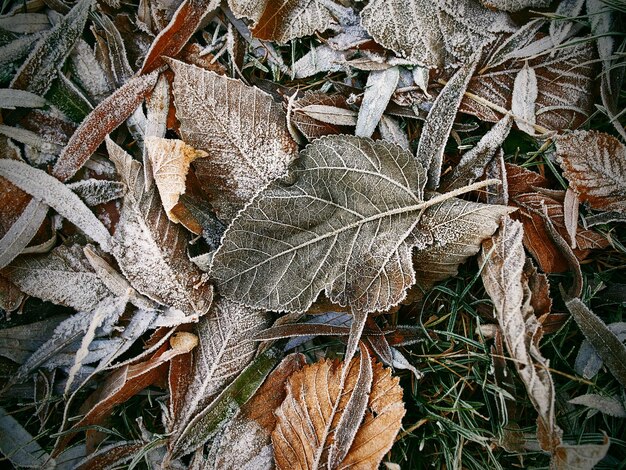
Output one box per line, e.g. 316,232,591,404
0,124,63,154
441,115,512,191
361,0,515,68
168,59,298,222
486,19,546,70
569,394,626,418
0,13,49,34
0,33,42,74
0,89,47,109
67,179,126,206
378,115,410,150
297,104,357,126
550,0,586,46
416,53,480,189
481,0,551,12
68,39,113,104
106,138,213,317
391,347,423,380
292,45,350,79
0,159,112,251
356,67,400,138
0,198,48,269
553,434,610,470
564,188,579,249
0,407,50,468
143,74,170,188
0,316,67,364
2,244,112,311
511,62,538,135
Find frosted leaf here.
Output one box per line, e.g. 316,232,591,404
441,115,512,191
0,89,46,109
0,406,50,468
0,13,50,34
481,0,551,12
555,130,626,214
211,135,508,314
68,39,113,104
1,244,112,311
67,179,126,206
361,0,515,69
416,53,480,189
550,0,585,47
569,394,626,418
575,322,626,379
511,62,538,135
0,198,48,269
145,137,207,224
292,44,350,79
0,317,67,369
168,298,269,452
249,0,339,43
228,0,264,24
461,36,595,131
52,70,159,182
356,66,400,138
378,115,410,151
0,275,23,313
0,159,112,251
106,137,213,317
168,59,297,222
297,104,357,127
291,92,355,140
10,0,93,96
143,75,170,188
485,19,546,70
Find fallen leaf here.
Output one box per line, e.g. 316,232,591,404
555,130,626,214
378,115,410,150
145,136,207,224
0,198,48,269
552,433,610,470
106,137,213,317
211,135,506,313
550,0,586,47
168,59,298,222
0,406,50,468
291,91,354,140
74,441,144,470
481,0,551,12
361,0,515,69
67,179,126,206
575,322,626,379
569,394,626,418
272,355,405,470
356,67,400,138
511,62,537,135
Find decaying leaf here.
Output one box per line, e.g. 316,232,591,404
106,137,213,317
556,130,626,214
569,394,626,418
272,355,405,470
356,67,399,138
361,0,515,68
206,353,307,469
211,135,506,313
145,136,207,224
68,179,126,206
291,92,354,140
168,59,298,222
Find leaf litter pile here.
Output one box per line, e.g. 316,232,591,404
0,0,625,468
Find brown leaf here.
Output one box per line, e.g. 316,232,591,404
140,0,220,74
555,130,626,214
0,274,23,313
272,356,405,470
168,58,297,222
506,164,608,273
52,71,160,182
460,34,595,131
291,91,354,141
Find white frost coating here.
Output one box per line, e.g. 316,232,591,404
356,66,400,138
511,62,538,135
0,160,112,251
292,45,350,79
67,179,126,206
0,406,50,468
378,115,410,150
298,104,357,126
0,198,48,269
69,39,112,104
549,0,585,47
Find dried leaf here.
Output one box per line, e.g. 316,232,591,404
145,136,207,223
0,198,48,269
143,74,170,188
10,0,92,95
563,188,579,249
569,394,626,418
511,62,537,135
212,135,506,313
555,130,626,214
52,70,159,182
0,88,47,109
291,92,354,140
361,0,515,68
68,179,126,206
0,406,50,468
292,45,350,79
378,115,410,151
272,356,405,470
575,322,626,379
68,39,113,105
1,244,112,311
552,433,610,470
0,159,112,251
169,298,269,448
550,0,586,47
461,36,595,131
250,0,338,43
0,317,67,365
564,294,626,388
416,53,480,189
207,353,307,470
168,59,297,222
74,441,143,470
106,137,213,317
356,67,400,138
481,0,550,12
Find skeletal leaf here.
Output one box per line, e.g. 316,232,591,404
250,0,338,43
361,0,515,68
10,0,92,95
511,62,537,135
206,353,307,470
0,159,112,251
569,394,626,418
564,294,626,388
481,0,551,11
416,53,480,189
575,322,626,379
0,406,50,468
1,244,112,312
441,115,512,191
168,59,297,222
145,137,207,224
272,356,405,470
356,67,399,138
106,137,213,317
212,135,506,313
555,130,626,214
52,70,159,182
170,298,269,449
461,36,595,131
